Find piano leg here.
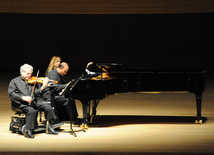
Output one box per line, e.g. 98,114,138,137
80,100,90,129
195,93,203,124
80,99,100,129
91,100,100,117
82,101,90,119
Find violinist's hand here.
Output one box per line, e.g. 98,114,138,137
22,96,32,104
41,77,49,91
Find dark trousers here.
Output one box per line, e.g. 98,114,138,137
54,96,78,121
18,101,56,130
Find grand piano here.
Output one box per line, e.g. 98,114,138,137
69,62,206,128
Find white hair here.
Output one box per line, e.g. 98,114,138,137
20,64,33,74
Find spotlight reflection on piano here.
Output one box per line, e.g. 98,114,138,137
91,72,109,80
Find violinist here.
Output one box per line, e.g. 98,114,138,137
8,64,58,138
42,62,79,123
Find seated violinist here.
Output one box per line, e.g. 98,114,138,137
8,64,58,138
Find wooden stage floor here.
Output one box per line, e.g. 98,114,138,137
0,72,214,155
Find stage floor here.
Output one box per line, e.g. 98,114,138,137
1,72,214,155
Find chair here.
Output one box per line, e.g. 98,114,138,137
10,105,26,134
9,100,63,135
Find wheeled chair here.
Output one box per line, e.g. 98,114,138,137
10,107,26,134
9,100,63,136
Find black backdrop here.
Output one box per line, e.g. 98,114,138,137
1,13,214,75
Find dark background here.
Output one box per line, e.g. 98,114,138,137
1,13,214,76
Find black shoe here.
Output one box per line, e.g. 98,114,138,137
46,124,58,135
25,129,34,138
53,117,63,125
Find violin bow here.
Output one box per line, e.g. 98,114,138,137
31,70,40,98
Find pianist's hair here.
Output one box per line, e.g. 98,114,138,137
58,63,64,69
58,62,68,69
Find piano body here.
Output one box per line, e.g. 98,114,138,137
70,63,206,127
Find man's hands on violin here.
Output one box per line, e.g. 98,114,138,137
41,77,49,91
22,77,49,105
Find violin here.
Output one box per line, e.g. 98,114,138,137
27,76,58,84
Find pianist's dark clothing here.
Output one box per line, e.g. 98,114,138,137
8,76,56,130
42,69,78,121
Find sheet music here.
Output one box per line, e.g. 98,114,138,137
58,81,72,95
58,78,81,95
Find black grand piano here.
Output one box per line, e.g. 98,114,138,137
69,62,206,128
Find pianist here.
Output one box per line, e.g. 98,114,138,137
41,62,79,122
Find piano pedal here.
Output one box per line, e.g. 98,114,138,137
195,119,203,124
80,123,88,130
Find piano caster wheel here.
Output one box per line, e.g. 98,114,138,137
69,129,77,137
80,123,88,130
195,120,202,124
